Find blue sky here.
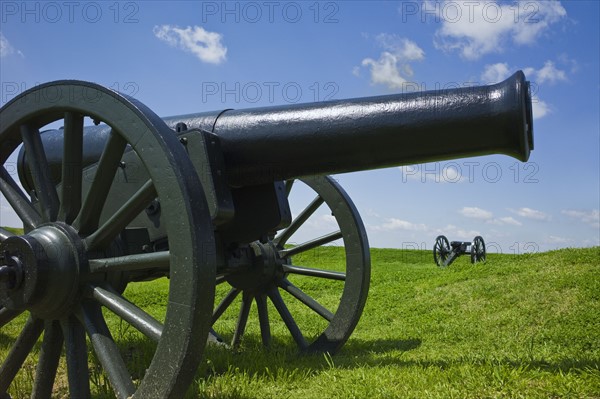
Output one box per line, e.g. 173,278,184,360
1,0,598,253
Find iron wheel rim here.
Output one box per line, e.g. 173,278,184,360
0,81,216,398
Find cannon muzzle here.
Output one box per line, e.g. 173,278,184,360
18,71,533,189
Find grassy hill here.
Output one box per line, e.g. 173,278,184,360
196,246,599,398
1,243,598,398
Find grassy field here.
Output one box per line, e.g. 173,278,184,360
2,245,599,398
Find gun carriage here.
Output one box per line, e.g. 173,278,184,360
433,235,486,267
0,72,533,398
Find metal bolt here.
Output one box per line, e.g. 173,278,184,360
179,137,188,145
0,265,12,283
175,122,188,133
145,199,161,216
0,253,23,290
119,161,126,168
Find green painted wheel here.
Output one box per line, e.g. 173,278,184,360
211,176,370,354
433,235,450,267
0,81,216,398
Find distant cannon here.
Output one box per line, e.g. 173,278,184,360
1,72,532,398
433,235,487,267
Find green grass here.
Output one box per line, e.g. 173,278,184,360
1,226,24,235
2,245,599,398
195,247,599,399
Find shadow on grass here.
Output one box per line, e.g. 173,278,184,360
341,337,422,354
2,329,597,399
201,336,424,377
202,333,599,380
0,332,14,346
338,337,599,374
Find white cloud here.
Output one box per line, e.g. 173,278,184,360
512,207,551,221
525,60,567,85
558,53,579,74
153,25,227,64
0,33,13,57
443,165,463,183
481,63,511,84
431,0,567,60
459,207,493,220
376,33,425,61
303,214,339,232
359,35,424,89
511,1,568,44
527,60,567,119
532,97,550,120
562,209,600,228
434,224,481,241
371,218,428,232
496,217,522,226
0,32,23,58
480,60,567,120
366,209,381,218
547,235,572,245
362,53,408,89
533,61,567,84
461,207,527,226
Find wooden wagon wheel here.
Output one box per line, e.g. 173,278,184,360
211,176,370,354
0,81,216,398
471,236,486,264
433,235,451,267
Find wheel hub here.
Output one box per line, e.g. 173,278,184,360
0,224,86,318
226,241,286,292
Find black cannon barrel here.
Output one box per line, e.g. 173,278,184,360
18,72,532,189
163,71,533,186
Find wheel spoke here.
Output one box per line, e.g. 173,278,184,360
32,321,63,399
74,129,127,234
274,195,324,246
62,316,91,398
279,230,343,258
212,287,241,324
79,303,136,399
59,112,84,224
90,285,163,342
256,294,271,348
279,279,334,321
0,316,44,392
0,307,22,328
282,264,346,281
0,227,15,242
0,166,42,230
89,251,170,274
268,287,308,350
20,124,60,222
231,292,252,347
84,180,156,251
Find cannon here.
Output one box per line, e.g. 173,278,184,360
433,235,486,267
0,72,533,398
